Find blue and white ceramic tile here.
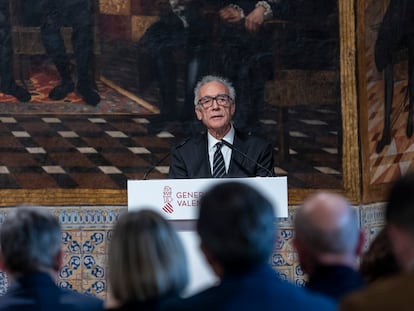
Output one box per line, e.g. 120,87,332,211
0,203,387,298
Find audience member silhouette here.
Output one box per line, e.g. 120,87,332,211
0,1,31,101
106,209,188,311
359,228,400,284
341,172,414,310
39,0,100,106
0,206,103,311
294,191,365,301
165,182,336,311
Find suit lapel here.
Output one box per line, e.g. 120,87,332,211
194,133,212,178
228,131,249,177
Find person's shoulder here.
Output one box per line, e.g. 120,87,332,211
60,289,104,310
162,287,221,311
235,129,271,147
340,273,414,310
266,277,336,311
173,132,206,151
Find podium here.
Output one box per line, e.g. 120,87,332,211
127,177,288,295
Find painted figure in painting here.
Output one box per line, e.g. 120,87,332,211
375,0,414,153
213,0,276,133
39,0,100,106
139,0,212,132
0,0,31,101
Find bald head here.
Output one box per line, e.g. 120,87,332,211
295,192,359,256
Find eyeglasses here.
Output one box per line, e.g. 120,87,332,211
197,94,233,109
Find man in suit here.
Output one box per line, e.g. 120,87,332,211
0,206,103,311
294,191,365,301
168,75,274,178
340,172,414,311
0,0,31,102
39,0,100,106
164,182,336,311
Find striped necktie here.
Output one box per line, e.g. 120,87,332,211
213,142,226,178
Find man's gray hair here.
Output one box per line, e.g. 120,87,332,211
193,75,236,106
295,198,359,255
0,206,62,273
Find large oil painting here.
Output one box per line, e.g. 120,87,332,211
359,0,414,202
0,0,359,205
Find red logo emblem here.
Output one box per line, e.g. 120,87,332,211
163,202,174,214
162,186,174,214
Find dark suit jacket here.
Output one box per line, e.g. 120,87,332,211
164,264,336,311
0,271,103,311
306,265,365,301
340,271,414,311
168,130,274,178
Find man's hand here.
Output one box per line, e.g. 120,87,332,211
219,6,243,23
245,6,265,33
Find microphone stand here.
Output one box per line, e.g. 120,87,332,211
221,139,274,177
143,137,191,180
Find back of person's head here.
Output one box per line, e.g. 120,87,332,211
386,171,414,231
0,206,62,274
294,192,361,270
197,182,275,274
108,210,188,305
359,228,400,284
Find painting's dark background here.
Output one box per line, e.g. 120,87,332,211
6,0,342,189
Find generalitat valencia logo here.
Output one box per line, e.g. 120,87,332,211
162,185,204,214
162,186,174,214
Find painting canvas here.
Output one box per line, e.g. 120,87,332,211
359,0,414,202
0,0,358,205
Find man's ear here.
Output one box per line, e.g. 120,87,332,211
53,248,64,272
355,229,366,257
0,255,7,272
195,107,202,121
200,243,223,278
230,103,236,116
293,237,313,274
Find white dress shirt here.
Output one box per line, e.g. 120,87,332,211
207,125,235,175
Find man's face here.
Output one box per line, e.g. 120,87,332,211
195,81,235,134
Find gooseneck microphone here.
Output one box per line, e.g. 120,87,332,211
221,139,274,177
143,137,190,180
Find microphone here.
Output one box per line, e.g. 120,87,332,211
143,137,190,180
221,139,274,177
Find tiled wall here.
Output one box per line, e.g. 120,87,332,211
0,203,386,298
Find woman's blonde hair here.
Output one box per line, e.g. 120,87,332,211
108,209,188,304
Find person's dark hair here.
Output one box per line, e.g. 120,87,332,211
359,228,400,283
386,172,414,234
0,206,61,273
197,182,275,273
108,210,188,304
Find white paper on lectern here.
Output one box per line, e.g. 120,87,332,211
127,176,288,219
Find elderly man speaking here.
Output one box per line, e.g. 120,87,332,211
168,75,274,178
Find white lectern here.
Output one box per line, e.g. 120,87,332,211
127,177,288,295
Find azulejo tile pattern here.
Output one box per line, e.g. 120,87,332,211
0,204,385,298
